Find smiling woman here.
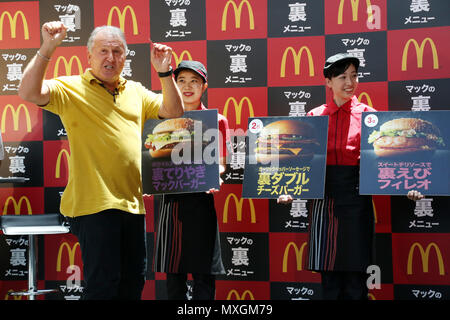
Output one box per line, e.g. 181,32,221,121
153,60,231,301
175,69,208,110
278,53,377,300
325,64,359,107
304,53,377,300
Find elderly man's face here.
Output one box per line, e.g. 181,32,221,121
88,30,126,90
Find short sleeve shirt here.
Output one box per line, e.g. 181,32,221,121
307,96,376,166
42,69,163,217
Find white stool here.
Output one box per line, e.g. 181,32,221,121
1,214,70,300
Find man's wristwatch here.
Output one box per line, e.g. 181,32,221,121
158,66,173,78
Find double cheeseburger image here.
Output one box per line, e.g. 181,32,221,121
145,118,195,158
368,117,445,157
254,119,319,163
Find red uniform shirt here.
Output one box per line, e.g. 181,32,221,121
307,96,376,166
197,104,231,159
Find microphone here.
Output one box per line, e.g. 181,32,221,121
112,89,119,103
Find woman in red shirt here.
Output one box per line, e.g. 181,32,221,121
279,53,376,299
307,53,376,300
153,61,230,300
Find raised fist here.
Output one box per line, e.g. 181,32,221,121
151,42,173,73
41,21,67,49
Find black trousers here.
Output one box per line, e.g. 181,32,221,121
166,273,216,300
320,271,369,300
69,209,147,300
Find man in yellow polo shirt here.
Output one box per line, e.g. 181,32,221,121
18,21,184,299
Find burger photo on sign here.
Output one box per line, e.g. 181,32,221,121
367,118,446,157
144,118,196,159
254,119,320,164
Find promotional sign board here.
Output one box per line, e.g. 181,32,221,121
360,110,450,195
242,116,328,199
142,109,220,195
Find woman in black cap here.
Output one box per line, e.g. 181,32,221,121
278,53,376,299
153,60,230,300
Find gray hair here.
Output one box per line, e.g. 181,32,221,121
87,25,128,53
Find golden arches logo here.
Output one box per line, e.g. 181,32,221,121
53,55,83,78
223,193,255,223
172,50,193,66
280,46,315,78
107,5,138,35
226,289,255,300
221,0,255,31
358,92,374,108
407,242,445,276
337,0,374,25
0,10,29,40
401,38,439,71
2,196,32,215
5,290,24,300
56,242,80,272
55,149,70,179
282,241,307,273
1,104,31,133
223,97,254,126
371,198,378,224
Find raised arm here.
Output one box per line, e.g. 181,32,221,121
18,21,67,105
151,42,184,119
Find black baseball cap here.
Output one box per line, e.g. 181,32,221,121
174,60,208,82
323,53,360,77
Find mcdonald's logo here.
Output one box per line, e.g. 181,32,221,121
337,0,374,25
53,55,83,78
407,242,445,276
358,92,373,108
107,5,138,35
223,193,255,223
5,290,24,300
172,50,193,67
223,97,254,125
226,289,255,300
0,10,29,40
2,196,32,215
401,38,439,71
282,242,307,273
280,46,315,78
56,242,80,272
221,0,255,31
55,149,70,179
371,198,378,224
1,104,31,133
